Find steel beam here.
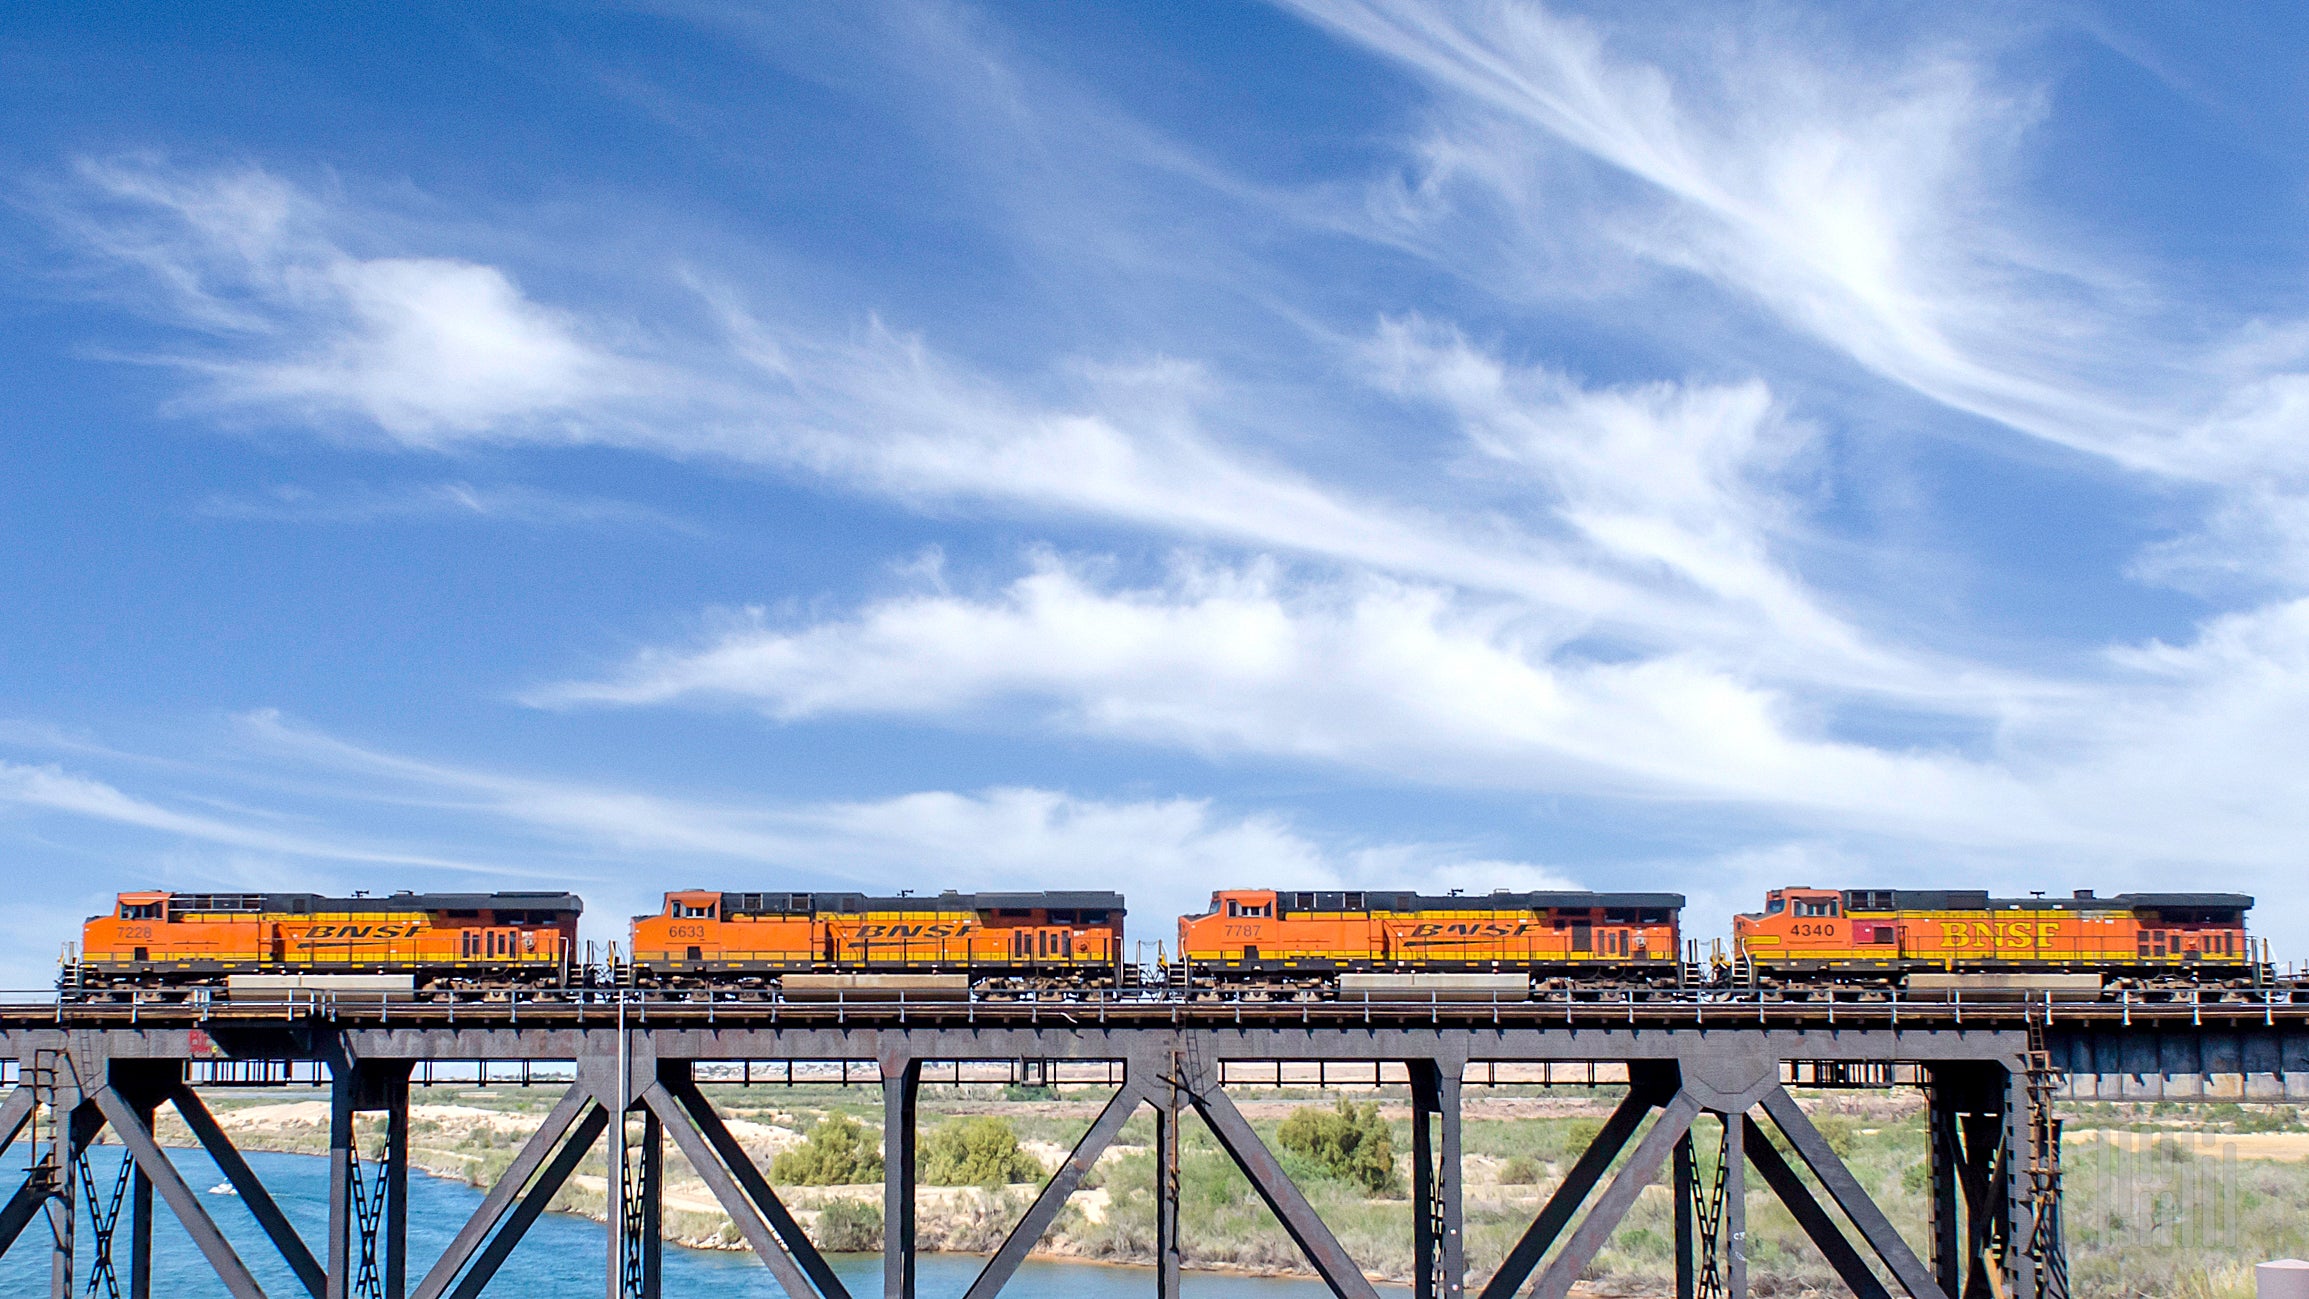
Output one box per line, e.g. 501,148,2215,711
0,1086,35,1151
386,1072,410,1299
129,1092,156,1299
2001,1068,2033,1299
636,1107,663,1299
1531,1089,1703,1299
412,1082,591,1299
1155,1058,1181,1299
1183,1067,1379,1299
1759,1088,1945,1299
328,1067,357,1299
1410,1060,1465,1299
172,1083,328,1299
664,1076,851,1299
1724,1105,1747,1299
644,1082,823,1299
1742,1118,1890,1299
1479,1085,1658,1299
1673,1135,1696,1299
54,1098,105,1299
447,1104,609,1299
0,1082,66,1259
964,1078,1150,1299
882,1051,920,1299
92,1085,267,1299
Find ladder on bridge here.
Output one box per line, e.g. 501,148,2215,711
2020,1022,2069,1299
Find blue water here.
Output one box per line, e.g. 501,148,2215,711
0,1146,1346,1299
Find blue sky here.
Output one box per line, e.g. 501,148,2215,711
5,2,2309,984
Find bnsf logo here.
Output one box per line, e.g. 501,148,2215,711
1408,922,1534,939
1939,921,2062,948
298,923,425,940
853,922,971,939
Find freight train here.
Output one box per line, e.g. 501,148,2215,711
61,883,2269,1001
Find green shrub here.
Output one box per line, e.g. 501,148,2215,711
1497,1156,1544,1185
813,1198,882,1252
920,1117,1045,1186
771,1115,885,1186
2236,1105,2298,1133
1003,1084,1058,1102
1277,1098,1400,1196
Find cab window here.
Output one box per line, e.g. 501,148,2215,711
119,902,163,921
1793,898,1839,918
1766,897,1785,915
673,902,716,919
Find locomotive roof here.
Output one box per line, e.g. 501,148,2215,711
718,890,1124,914
1270,890,1685,912
157,891,584,915
1838,889,2252,912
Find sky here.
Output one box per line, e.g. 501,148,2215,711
4,2,2309,986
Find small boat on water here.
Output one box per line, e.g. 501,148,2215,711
207,1182,237,1196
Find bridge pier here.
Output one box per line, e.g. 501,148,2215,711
327,1058,412,1299
1409,1057,1465,1299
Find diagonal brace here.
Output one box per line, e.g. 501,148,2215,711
94,1086,268,1299
0,1087,35,1152
1187,1075,1379,1299
1743,1118,1890,1299
643,1081,823,1299
172,1083,327,1299
667,1077,852,1299
1479,1087,1658,1299
1531,1090,1702,1299
448,1104,608,1299
964,1080,1150,1299
412,1082,591,1299
1761,1088,1946,1299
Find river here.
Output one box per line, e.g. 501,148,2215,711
0,1146,1368,1299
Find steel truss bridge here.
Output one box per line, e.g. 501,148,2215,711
0,991,2304,1299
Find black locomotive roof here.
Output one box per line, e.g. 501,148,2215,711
1270,890,1684,913
1839,889,2251,913
719,890,1124,916
163,891,584,915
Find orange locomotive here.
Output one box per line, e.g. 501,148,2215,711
628,889,1127,991
1178,888,1685,995
1734,887,2258,990
72,890,584,992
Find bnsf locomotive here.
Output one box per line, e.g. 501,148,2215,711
1176,888,1685,997
627,889,1126,993
71,890,583,992
1734,887,2258,993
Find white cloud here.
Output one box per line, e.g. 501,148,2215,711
1282,0,2309,508
195,480,699,532
0,758,475,871
1280,3,2145,450
533,555,2057,844
51,157,643,444
51,157,2000,706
